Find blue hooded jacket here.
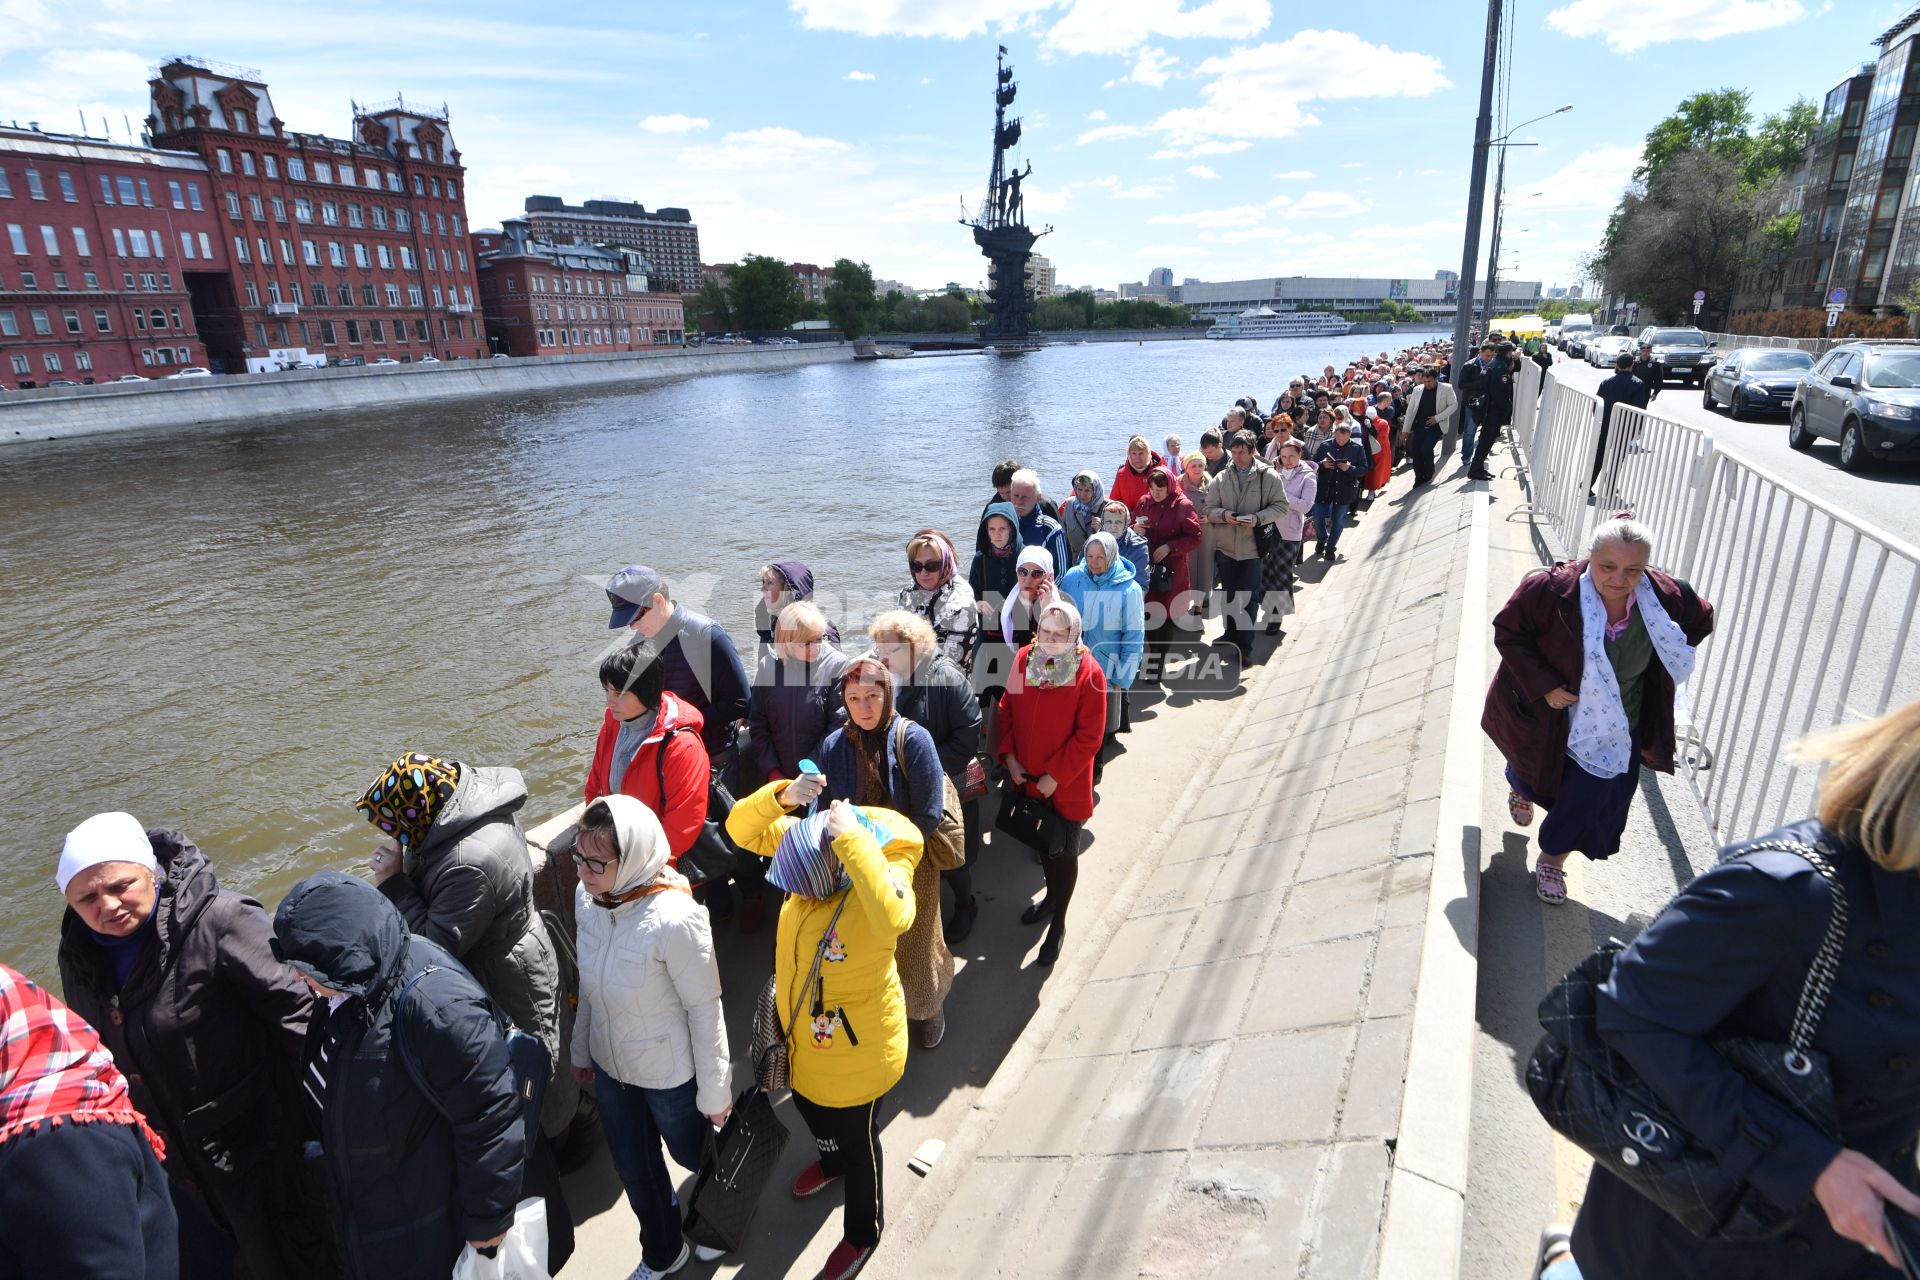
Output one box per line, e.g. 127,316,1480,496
1059,533,1146,690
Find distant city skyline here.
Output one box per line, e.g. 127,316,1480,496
0,0,1900,292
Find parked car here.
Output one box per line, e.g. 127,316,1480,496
165,367,213,379
1586,334,1632,367
1701,348,1814,420
1635,326,1716,387
1563,331,1590,359
46,379,79,388
489,352,511,361
417,355,440,363
1789,342,1920,471
113,374,149,384
371,357,401,366
334,354,367,367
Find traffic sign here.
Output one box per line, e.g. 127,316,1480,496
1693,290,1707,301
1827,304,1844,329
1829,287,1849,305
1693,299,1704,315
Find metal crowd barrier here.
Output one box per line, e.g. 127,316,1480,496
1506,370,1920,842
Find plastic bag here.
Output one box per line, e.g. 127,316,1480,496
451,1197,550,1280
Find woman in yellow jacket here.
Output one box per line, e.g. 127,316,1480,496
726,778,919,1280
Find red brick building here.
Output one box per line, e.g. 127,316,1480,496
474,220,684,357
0,126,229,387
146,57,486,368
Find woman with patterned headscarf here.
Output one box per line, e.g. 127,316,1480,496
360,753,561,1073
893,528,977,672
724,777,920,1280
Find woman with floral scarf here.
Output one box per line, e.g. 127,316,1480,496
995,598,1107,967
893,528,977,672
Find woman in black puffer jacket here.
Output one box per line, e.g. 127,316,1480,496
57,813,324,1280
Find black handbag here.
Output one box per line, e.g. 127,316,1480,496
656,721,750,886
1147,560,1174,593
682,1082,792,1253
1253,522,1283,558
1526,837,1847,1241
994,784,1065,858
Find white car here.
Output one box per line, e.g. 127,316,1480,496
114,375,149,383
489,353,511,361
417,355,439,364
166,366,213,379
371,357,401,366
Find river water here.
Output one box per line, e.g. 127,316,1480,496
0,331,1437,977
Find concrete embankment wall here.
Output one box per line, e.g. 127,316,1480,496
0,344,853,445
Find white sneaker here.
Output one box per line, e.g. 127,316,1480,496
694,1244,727,1263
625,1241,690,1280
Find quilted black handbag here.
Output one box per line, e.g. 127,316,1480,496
993,784,1065,858
682,1083,791,1253
1526,837,1847,1240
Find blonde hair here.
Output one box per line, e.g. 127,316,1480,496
1128,434,1152,451
774,600,828,647
1789,700,1920,871
869,608,938,665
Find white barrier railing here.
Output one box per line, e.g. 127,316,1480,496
1507,370,1920,842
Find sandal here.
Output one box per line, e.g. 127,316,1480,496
1508,789,1535,828
1534,863,1568,906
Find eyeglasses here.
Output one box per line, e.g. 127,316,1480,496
1016,566,1049,579
909,560,943,574
571,849,616,875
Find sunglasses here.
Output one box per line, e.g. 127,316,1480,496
909,560,943,574
1016,566,1049,579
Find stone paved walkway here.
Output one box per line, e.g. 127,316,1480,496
872,468,1479,1279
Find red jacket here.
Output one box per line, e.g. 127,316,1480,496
996,647,1108,821
1132,489,1202,606
1481,561,1713,803
585,691,710,864
1109,452,1168,513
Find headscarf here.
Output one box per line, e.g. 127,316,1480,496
905,528,958,587
1002,545,1061,646
756,560,828,647
842,656,897,808
585,794,689,908
976,500,1026,560
1062,470,1105,545
1024,597,1086,690
356,753,461,852
767,807,893,900
1147,465,1183,505
1083,531,1121,578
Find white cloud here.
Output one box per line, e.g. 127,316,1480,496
1087,108,1109,121
1187,164,1218,178
1191,140,1252,155
1077,123,1145,144
1045,0,1271,56
678,127,862,172
1272,168,1313,179
1288,190,1371,217
641,113,709,134
1121,46,1179,88
1111,183,1163,200
1024,183,1075,214
1147,204,1269,227
1524,144,1642,212
919,75,934,85
1545,0,1802,52
844,69,876,80
1150,29,1450,144
789,0,1056,38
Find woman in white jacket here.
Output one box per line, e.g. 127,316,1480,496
569,794,732,1280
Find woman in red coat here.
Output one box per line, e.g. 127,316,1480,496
1109,435,1168,512
997,597,1107,967
1131,466,1202,650
1480,517,1714,905
1355,396,1392,497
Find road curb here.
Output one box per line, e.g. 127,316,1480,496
1378,485,1492,1280
866,600,1300,1278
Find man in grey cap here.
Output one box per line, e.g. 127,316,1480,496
606,565,750,756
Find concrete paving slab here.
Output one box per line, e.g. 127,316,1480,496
1365,924,1424,1019
1293,809,1402,882
1176,887,1287,967
1130,856,1227,915
1021,1153,1187,1277
1085,1042,1233,1155
1205,838,1305,903
1275,862,1388,946
1134,955,1262,1049
1042,972,1162,1060
1240,935,1372,1034
1196,1025,1355,1147
1157,1148,1323,1277
1306,1143,1392,1280
1339,1016,1412,1140
1089,910,1197,982
911,1157,1071,1280
981,1054,1129,1158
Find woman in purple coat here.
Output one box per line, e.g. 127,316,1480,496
1480,516,1714,905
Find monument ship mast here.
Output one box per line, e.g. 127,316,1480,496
963,45,1050,341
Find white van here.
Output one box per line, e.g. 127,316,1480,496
1557,314,1593,350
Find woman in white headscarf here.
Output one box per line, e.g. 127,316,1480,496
569,795,730,1277
1000,545,1062,650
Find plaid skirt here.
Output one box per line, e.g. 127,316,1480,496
1261,536,1301,608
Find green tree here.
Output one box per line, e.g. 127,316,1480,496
687,276,732,331
1636,88,1753,182
879,289,904,330
824,258,879,338
1746,98,1819,185
926,296,973,332
726,254,802,332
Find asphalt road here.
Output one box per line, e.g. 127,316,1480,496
1549,351,1920,547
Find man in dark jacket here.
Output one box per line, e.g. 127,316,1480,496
607,565,752,757
1456,340,1493,459
57,819,322,1280
981,457,1062,525
1308,426,1369,562
1630,341,1662,401
1593,352,1653,487
273,872,527,1280
1465,342,1517,480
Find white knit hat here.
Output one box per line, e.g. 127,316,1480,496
58,812,158,894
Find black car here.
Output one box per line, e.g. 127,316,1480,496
1789,342,1920,471
1636,325,1716,387
1701,347,1814,420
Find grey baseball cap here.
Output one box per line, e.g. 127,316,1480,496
605,564,662,628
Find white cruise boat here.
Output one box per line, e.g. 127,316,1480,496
1204,306,1354,339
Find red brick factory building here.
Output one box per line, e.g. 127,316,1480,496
473,220,684,357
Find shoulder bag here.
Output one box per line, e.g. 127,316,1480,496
1526,836,1846,1241
655,724,748,886
749,891,849,1093
894,717,966,871
1252,469,1285,559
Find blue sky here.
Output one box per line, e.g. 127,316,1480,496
0,0,1907,293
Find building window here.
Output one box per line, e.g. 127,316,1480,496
288,158,307,181
198,232,212,259
371,206,387,230
138,178,153,207
216,150,233,173
302,240,318,265
399,246,415,269
93,308,109,332
432,285,443,306
52,270,66,290
327,242,345,267
188,183,203,211
75,351,92,371
29,308,50,334
71,228,88,256
240,152,255,176
451,214,462,235
0,168,10,198
345,319,360,343
249,194,264,220
83,271,98,288
0,311,14,336
506,276,517,293
290,283,303,306
25,170,44,199
149,307,166,329
9,355,26,375
57,172,76,202
385,283,401,306
376,245,392,269
267,281,280,304
370,319,385,342
263,155,279,179
62,308,80,333
388,171,402,192
336,284,351,306
243,283,258,307
170,307,181,328
408,285,423,306
321,202,339,226
256,237,269,264
395,208,410,231
347,204,363,228
360,283,377,306
169,180,184,209
43,353,60,372
272,196,287,222
316,161,337,184
353,244,370,268
295,198,313,223
140,272,156,290
320,319,336,344
234,236,250,263
225,192,241,218
280,239,294,265
415,318,428,340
